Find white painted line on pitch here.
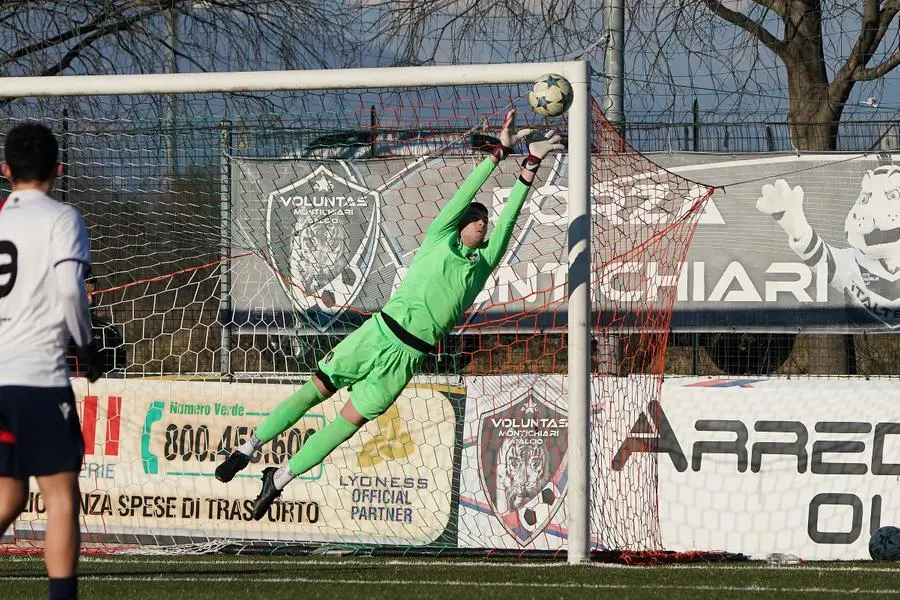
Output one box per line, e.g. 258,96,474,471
0,575,897,595
670,564,900,572
5,557,603,569
4,556,899,573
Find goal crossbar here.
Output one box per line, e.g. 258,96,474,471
0,62,589,96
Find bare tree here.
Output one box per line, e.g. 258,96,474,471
5,2,895,147
693,1,900,150
351,1,900,151
0,0,358,118
351,1,603,66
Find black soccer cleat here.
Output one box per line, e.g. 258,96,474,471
251,467,283,521
215,451,250,483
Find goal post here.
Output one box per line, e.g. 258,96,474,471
562,60,592,565
0,61,704,561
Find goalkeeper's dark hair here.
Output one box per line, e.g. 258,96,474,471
459,202,489,228
3,122,59,183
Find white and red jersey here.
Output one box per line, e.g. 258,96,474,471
0,189,91,386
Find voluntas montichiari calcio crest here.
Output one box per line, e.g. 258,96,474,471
477,390,568,546
266,164,381,331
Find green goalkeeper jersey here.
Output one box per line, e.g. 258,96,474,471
381,157,532,346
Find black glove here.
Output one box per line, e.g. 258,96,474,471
75,343,103,383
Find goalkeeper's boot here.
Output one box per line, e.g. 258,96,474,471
215,451,250,483
251,467,283,520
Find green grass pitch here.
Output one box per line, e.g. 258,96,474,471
1,555,899,599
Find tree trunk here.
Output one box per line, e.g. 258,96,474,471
787,101,842,151
785,60,849,151
781,2,853,372
782,2,838,151
785,66,852,372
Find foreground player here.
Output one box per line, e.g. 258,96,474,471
0,123,102,600
216,110,563,520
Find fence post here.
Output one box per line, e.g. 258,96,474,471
692,99,700,151
61,108,70,205
219,120,233,377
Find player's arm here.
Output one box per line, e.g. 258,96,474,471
483,132,564,267
424,109,532,242
56,262,91,348
52,207,101,382
424,157,497,242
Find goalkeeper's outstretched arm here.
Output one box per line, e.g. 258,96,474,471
482,132,564,268
424,110,532,243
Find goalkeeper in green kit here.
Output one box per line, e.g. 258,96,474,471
215,109,564,520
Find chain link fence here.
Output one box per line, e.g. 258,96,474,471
3,110,898,378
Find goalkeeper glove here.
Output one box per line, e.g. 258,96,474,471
76,342,103,383
490,109,533,161
521,131,565,171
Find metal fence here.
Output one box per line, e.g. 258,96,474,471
624,119,900,153
4,114,899,378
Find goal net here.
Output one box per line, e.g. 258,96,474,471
0,64,710,558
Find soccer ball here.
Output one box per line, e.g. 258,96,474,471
869,525,900,560
528,74,574,118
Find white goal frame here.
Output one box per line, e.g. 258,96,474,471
0,61,593,563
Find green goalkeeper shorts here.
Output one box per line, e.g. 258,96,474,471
316,313,425,421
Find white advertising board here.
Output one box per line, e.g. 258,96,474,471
652,377,900,560
15,378,457,546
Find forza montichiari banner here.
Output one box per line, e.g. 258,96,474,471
229,153,900,333
652,152,900,332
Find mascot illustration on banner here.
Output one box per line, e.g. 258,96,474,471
757,164,900,328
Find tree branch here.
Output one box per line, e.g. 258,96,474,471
698,0,785,58
831,0,881,82
0,1,169,69
855,49,900,81
39,16,141,77
831,2,900,89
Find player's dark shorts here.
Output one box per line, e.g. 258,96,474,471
0,386,84,479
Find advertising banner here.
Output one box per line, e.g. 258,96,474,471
15,379,458,546
654,152,900,331
227,155,571,334
458,375,569,550
12,374,899,558
229,152,900,332
636,377,900,560
458,375,900,559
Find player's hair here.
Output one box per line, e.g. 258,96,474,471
459,202,489,228
3,122,59,183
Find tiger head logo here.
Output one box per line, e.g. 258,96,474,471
496,437,547,513
845,164,900,261
266,164,381,331
477,388,568,546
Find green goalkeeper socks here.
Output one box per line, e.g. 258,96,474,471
254,380,326,443
286,414,359,478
